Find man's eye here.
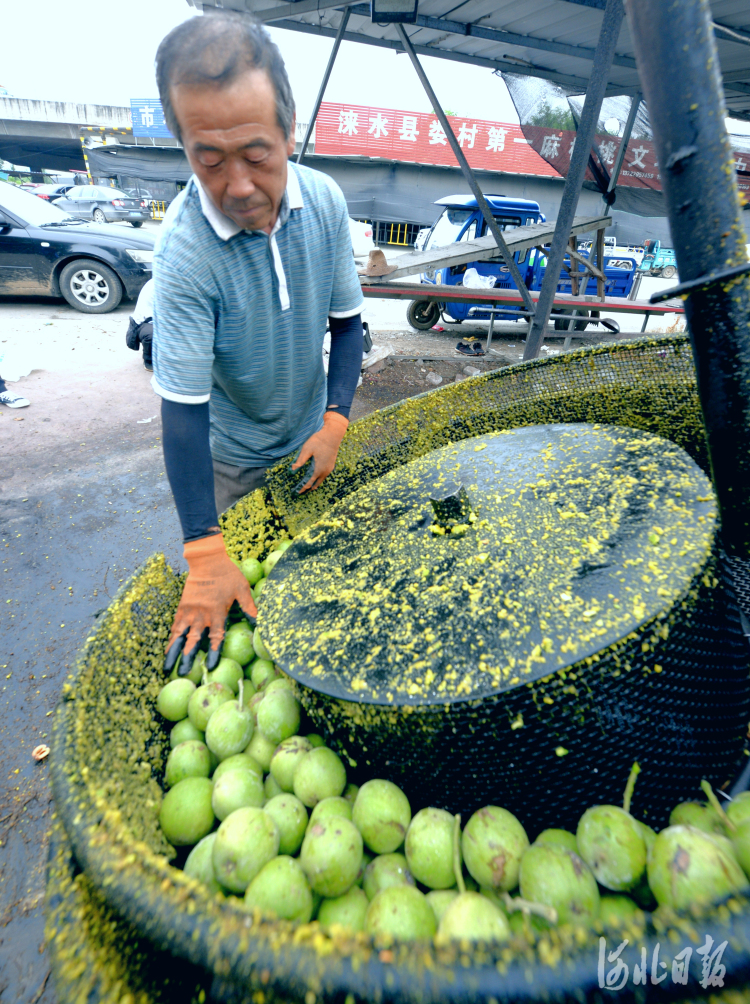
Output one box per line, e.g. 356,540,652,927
198,155,222,168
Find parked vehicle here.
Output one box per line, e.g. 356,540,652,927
20,182,75,202
348,217,375,258
0,180,154,313
414,227,430,251
579,235,645,265
638,239,677,278
409,195,638,330
53,185,151,227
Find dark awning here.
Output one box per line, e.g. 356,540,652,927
85,144,192,182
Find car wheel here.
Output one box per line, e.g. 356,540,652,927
406,299,440,330
661,265,676,279
131,221,143,228
59,259,122,314
92,208,107,224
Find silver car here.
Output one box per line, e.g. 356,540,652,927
53,185,151,227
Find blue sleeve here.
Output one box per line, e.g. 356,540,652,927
327,314,363,420
161,398,219,542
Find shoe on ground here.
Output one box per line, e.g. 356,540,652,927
0,390,30,409
143,360,153,371
471,342,487,356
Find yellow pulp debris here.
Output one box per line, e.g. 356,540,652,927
260,424,715,705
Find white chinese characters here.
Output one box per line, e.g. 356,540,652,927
139,107,155,128
539,133,562,159
598,936,728,991
428,120,447,146
599,140,618,166
368,112,389,139
629,144,649,169
486,127,508,153
457,122,478,149
338,109,359,136
399,116,419,142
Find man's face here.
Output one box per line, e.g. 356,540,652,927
171,68,296,233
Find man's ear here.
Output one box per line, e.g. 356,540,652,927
286,115,297,158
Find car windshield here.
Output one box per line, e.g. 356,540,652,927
0,180,79,226
425,208,472,250
103,188,130,199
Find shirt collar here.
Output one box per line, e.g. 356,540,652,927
193,161,304,242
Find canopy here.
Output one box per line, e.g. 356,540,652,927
187,0,750,122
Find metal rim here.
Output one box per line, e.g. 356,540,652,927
68,268,111,307
92,209,106,224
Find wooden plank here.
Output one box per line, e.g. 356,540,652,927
360,215,612,285
360,281,685,317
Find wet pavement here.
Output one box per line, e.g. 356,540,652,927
0,293,505,1001
0,275,682,1001
1,296,183,1002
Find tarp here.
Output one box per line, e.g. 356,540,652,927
85,145,191,183
503,74,750,204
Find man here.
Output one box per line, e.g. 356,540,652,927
153,13,364,675
0,377,30,409
126,277,154,370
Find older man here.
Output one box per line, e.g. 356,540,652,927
154,13,364,674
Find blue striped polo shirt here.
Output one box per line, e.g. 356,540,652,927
151,162,364,467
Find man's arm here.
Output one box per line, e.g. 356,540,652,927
161,398,257,674
292,314,363,492
153,247,256,674
291,181,366,492
161,398,219,541
326,313,364,419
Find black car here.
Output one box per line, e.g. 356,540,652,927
53,184,151,227
21,182,76,202
0,180,154,314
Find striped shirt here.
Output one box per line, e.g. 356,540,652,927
151,163,364,466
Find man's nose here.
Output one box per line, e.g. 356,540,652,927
224,158,257,200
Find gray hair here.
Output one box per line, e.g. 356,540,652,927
156,12,295,143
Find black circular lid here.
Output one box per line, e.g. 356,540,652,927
259,424,715,706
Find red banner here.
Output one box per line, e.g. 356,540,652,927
313,102,749,197
314,102,560,178
522,125,749,196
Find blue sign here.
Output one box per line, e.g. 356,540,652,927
130,99,174,139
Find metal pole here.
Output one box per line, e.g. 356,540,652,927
606,92,641,200
296,7,351,165
523,0,625,361
626,0,750,559
396,24,536,318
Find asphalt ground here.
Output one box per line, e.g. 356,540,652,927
0,286,511,1002
0,236,680,1001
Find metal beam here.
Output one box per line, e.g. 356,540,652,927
341,5,637,70
626,0,750,559
606,91,641,198
270,17,641,95
396,23,536,317
411,13,635,71
253,0,346,21
297,7,350,164
523,0,626,361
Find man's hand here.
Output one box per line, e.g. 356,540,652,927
292,410,349,493
165,533,257,675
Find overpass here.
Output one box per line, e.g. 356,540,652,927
0,96,180,178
